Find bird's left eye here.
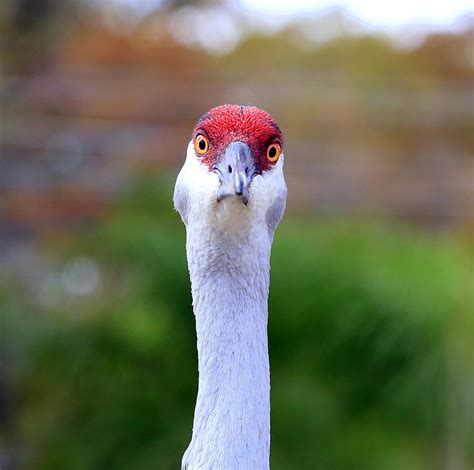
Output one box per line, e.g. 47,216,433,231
266,143,281,163
194,134,209,155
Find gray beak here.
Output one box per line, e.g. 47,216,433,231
214,141,255,204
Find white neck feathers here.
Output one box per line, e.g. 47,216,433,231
182,217,272,470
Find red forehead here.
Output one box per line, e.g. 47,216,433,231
193,104,283,172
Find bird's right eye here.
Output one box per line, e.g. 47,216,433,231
194,134,209,155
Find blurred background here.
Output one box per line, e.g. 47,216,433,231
1,0,473,468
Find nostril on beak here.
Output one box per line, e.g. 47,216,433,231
228,165,232,173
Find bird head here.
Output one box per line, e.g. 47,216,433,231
174,104,286,232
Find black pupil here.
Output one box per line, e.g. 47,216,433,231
198,139,206,150
269,146,277,158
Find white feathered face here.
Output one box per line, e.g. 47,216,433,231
174,104,287,233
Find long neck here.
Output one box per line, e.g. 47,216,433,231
183,222,272,470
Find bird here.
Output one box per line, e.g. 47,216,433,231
174,104,287,470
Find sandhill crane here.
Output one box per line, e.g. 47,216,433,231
174,104,287,469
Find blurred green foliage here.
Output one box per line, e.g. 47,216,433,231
3,175,472,469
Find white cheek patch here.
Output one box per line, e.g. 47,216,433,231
174,141,219,223
266,190,287,233
249,155,286,224
173,180,189,225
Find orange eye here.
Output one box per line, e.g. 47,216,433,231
194,134,209,155
266,143,281,163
